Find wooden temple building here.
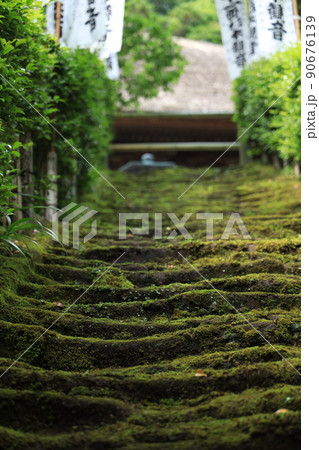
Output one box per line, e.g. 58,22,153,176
109,38,239,169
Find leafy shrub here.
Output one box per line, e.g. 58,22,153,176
233,44,301,164
33,46,116,205
0,217,58,257
118,0,185,107
0,0,54,219
0,0,55,145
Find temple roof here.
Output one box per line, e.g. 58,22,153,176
134,37,234,114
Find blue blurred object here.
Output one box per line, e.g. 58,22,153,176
118,153,177,173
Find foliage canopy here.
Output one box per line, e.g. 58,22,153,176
233,44,301,164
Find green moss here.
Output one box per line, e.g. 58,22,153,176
93,267,134,289
35,263,93,284
0,410,300,449
0,309,300,371
0,164,301,447
0,388,130,432
0,256,32,305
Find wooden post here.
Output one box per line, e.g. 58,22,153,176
14,156,23,221
46,2,61,222
21,131,34,218
239,143,250,165
261,151,269,165
55,1,62,39
294,162,301,177
272,152,281,170
292,0,301,41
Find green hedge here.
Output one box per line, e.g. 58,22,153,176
35,46,116,206
0,0,184,219
233,44,301,164
0,0,54,217
0,0,114,210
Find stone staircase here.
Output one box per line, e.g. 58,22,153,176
0,164,301,448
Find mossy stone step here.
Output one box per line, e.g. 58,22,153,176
0,410,301,449
35,263,94,284
0,356,300,401
17,270,300,305
1,304,205,340
0,346,299,392
0,385,300,435
126,265,300,287
0,312,300,371
79,238,301,264
13,285,299,322
0,389,130,433
31,259,299,287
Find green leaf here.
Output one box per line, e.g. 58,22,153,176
15,39,26,47
12,141,22,150
2,239,26,258
3,44,14,55
26,62,35,71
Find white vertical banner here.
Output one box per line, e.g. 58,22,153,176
62,0,108,48
253,0,297,58
215,0,250,80
44,1,56,36
93,0,126,59
105,0,126,55
247,0,259,62
44,0,108,49
106,53,120,80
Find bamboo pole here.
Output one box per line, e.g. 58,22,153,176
55,1,62,39
46,2,61,222
21,131,34,218
292,0,301,41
